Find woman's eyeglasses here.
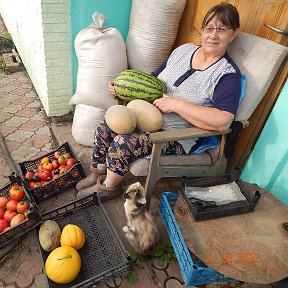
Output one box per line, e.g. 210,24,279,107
202,26,232,35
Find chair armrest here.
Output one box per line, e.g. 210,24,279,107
149,127,231,143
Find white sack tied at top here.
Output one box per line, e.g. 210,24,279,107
69,12,128,109
72,104,106,147
126,0,187,73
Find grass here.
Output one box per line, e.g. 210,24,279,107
0,54,8,73
0,32,28,75
0,32,12,73
1,32,12,40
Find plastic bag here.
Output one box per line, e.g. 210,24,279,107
184,181,246,205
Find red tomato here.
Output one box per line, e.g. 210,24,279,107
17,201,29,214
0,207,4,219
37,164,44,171
33,182,42,188
66,158,76,169
0,219,9,233
52,159,59,170
0,196,9,207
25,170,35,181
10,214,26,227
54,151,61,159
9,184,25,201
59,165,68,174
29,182,35,188
6,199,18,211
4,211,17,222
37,170,50,181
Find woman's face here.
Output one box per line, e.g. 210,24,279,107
201,16,238,56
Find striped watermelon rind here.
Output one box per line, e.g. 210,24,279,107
114,70,167,103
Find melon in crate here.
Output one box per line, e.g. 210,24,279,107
45,246,81,284
114,70,166,103
39,220,61,252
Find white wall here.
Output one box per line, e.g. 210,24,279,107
0,0,72,116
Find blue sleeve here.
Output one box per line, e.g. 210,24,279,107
212,72,241,115
151,59,168,77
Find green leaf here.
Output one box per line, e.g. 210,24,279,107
125,271,138,284
135,259,144,268
152,241,176,262
167,242,173,248
127,246,139,262
153,249,163,257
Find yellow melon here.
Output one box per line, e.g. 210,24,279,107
60,224,85,250
105,105,137,134
45,246,81,284
127,99,163,132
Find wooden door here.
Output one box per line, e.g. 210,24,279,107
175,0,288,170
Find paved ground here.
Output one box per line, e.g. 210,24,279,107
0,16,287,288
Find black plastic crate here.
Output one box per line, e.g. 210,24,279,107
18,142,86,203
181,168,261,221
38,193,131,288
0,174,43,249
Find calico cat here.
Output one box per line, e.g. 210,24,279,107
123,182,159,256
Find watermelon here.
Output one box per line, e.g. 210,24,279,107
114,70,166,103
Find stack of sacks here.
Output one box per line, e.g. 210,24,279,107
126,0,187,73
70,12,127,147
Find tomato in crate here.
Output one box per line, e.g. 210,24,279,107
0,174,42,249
18,142,86,203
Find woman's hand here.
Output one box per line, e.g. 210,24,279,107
108,80,116,96
154,94,233,130
153,94,180,113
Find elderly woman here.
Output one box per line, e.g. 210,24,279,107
76,3,241,202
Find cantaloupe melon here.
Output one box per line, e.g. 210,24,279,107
39,220,61,252
126,99,163,132
105,105,137,134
